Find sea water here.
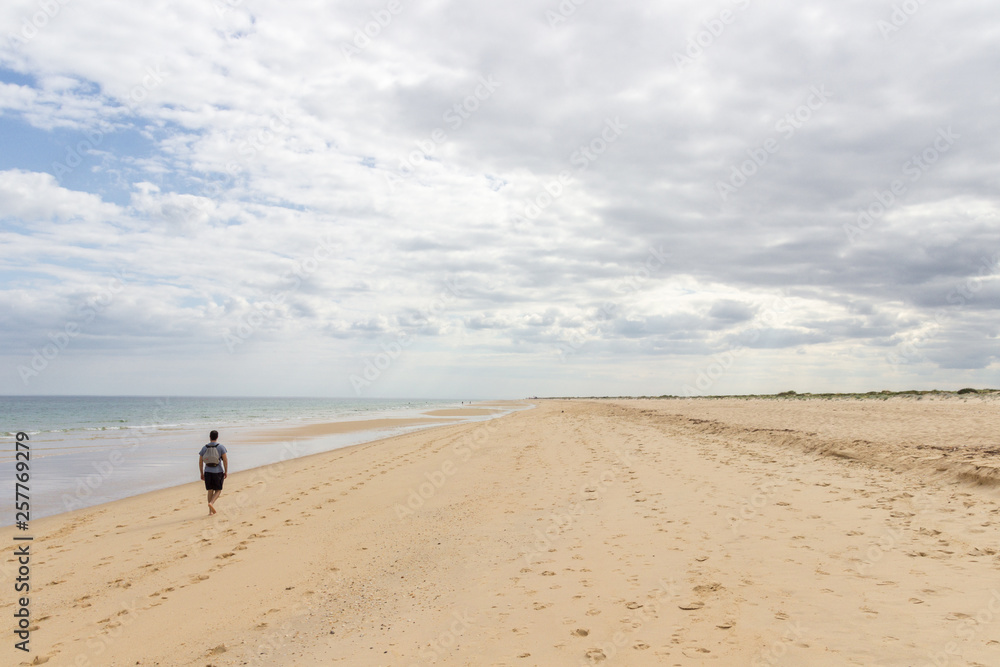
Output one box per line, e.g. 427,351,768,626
0,396,499,523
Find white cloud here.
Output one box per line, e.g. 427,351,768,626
0,0,998,396
0,169,120,221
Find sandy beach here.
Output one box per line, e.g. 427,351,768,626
4,397,1000,666
243,417,462,442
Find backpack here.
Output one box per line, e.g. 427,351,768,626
203,443,221,467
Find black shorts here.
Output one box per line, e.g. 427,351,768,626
204,471,225,491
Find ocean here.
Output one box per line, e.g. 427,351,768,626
1,396,497,524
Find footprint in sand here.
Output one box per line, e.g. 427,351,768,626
693,583,723,594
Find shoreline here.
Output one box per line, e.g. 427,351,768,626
15,407,517,535
4,398,1000,665
6,402,527,525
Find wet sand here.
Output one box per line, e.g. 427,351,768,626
243,417,457,442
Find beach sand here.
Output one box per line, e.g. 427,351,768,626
423,409,501,417
4,397,1000,666
243,417,459,442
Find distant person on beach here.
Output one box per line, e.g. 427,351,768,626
199,430,228,515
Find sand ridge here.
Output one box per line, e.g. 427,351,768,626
619,396,1000,486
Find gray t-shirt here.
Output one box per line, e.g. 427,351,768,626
199,443,228,473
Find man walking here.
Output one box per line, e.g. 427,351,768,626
199,430,228,515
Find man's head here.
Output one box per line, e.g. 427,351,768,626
210,430,219,442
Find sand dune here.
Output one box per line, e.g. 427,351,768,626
3,398,1000,665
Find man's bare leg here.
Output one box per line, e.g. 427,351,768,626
209,489,222,514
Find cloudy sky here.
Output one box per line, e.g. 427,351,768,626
1,0,997,398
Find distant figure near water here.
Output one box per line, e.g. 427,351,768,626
199,430,228,515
